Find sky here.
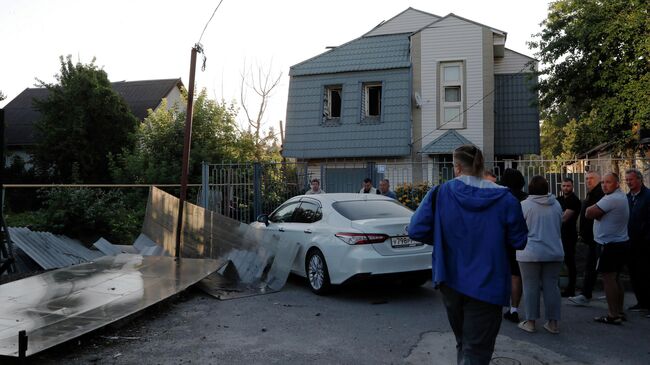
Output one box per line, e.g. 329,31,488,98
0,0,552,132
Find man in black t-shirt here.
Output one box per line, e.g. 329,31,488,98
570,171,605,306
557,177,581,297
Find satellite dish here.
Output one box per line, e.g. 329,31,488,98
414,92,422,108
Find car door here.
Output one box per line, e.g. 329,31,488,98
265,200,300,242
286,199,323,273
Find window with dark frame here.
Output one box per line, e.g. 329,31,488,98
323,85,342,120
362,82,382,119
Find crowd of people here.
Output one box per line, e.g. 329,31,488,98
304,176,397,199
408,144,650,365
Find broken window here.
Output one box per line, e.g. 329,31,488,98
323,85,342,120
439,62,465,129
362,82,382,120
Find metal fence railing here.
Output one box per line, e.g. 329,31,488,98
200,156,650,223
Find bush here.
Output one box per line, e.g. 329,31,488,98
34,188,145,245
395,182,432,210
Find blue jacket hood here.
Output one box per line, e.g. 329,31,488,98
448,177,510,212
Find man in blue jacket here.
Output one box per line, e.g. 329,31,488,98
409,145,528,365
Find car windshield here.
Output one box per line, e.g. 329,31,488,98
332,200,413,221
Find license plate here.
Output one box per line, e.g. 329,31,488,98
391,236,422,248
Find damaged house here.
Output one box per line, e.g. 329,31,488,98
282,8,540,191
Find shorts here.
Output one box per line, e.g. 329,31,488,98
508,247,521,277
596,242,630,273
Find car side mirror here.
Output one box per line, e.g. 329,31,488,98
257,214,269,226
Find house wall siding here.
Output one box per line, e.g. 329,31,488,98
494,48,536,74
482,27,495,161
419,16,485,151
365,9,439,37
494,73,540,155
284,68,411,159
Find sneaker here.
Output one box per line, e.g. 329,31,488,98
568,294,590,306
627,304,649,312
503,311,519,323
561,290,575,298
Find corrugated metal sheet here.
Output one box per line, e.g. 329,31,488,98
92,238,123,256
494,73,540,156
420,130,474,154
289,34,411,77
8,227,103,270
133,233,169,256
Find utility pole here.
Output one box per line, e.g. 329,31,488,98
175,44,202,260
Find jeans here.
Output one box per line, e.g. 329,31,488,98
440,285,502,365
518,261,562,321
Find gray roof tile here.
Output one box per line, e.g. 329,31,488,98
420,130,475,154
289,34,411,76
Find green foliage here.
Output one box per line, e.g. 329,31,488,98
395,182,432,210
531,0,650,157
32,55,138,183
34,188,145,244
110,89,281,184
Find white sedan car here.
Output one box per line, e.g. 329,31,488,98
251,193,432,294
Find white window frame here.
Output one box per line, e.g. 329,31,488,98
323,85,342,120
362,82,382,120
438,61,466,129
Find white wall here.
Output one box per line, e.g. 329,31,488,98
494,48,536,74
418,16,485,150
162,86,185,111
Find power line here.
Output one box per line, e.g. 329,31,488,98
198,0,224,45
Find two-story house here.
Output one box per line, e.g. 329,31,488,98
3,78,185,167
283,8,539,192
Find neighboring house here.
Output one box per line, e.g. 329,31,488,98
283,8,539,191
3,78,185,167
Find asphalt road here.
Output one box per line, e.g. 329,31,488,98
15,276,650,365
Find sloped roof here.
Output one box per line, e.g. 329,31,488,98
289,33,411,77
3,78,182,147
363,7,441,37
420,130,475,154
111,78,182,120
413,13,507,38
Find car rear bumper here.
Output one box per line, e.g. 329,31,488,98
324,246,432,285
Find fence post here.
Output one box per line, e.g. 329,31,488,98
253,162,262,219
367,162,376,184
320,163,326,189
201,162,209,209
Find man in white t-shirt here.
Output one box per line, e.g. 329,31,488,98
586,172,630,324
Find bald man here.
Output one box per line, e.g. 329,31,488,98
586,173,630,324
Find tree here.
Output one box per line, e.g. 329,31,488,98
530,0,650,157
239,61,283,161
110,89,255,184
0,90,6,101
32,56,138,183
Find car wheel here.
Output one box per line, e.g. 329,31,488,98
305,248,331,295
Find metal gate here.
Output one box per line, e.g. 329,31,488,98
200,162,309,223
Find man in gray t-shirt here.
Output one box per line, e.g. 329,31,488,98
586,173,630,324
